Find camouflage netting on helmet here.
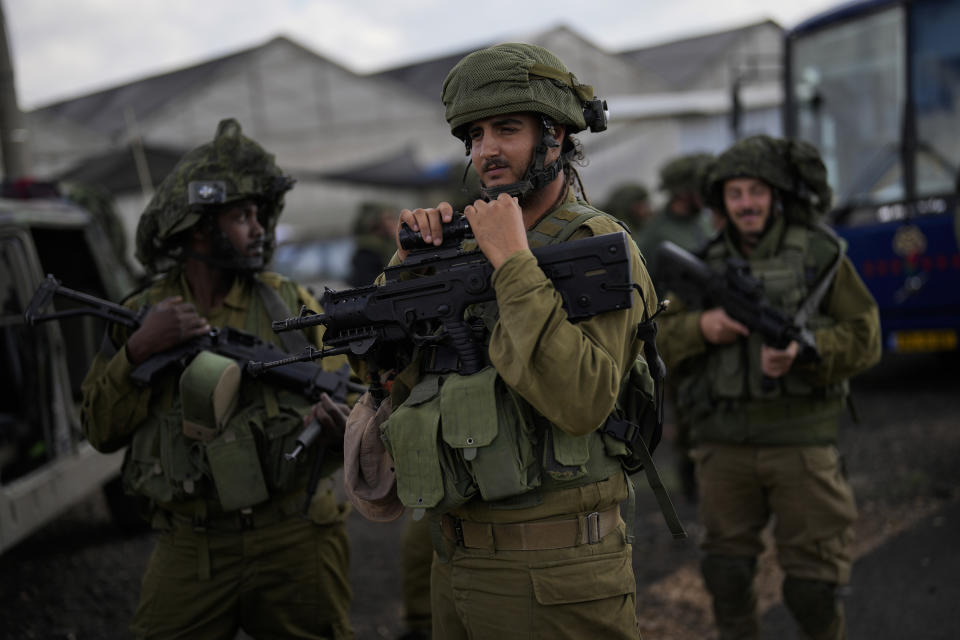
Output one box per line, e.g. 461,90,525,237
135,118,293,273
659,153,714,197
441,43,593,138
603,183,649,223
702,135,832,223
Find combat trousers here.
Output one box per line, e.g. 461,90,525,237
402,512,434,634
131,510,353,640
693,443,857,639
431,517,640,640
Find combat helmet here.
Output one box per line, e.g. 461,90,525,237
702,135,832,223
135,118,294,273
659,153,714,198
441,43,607,200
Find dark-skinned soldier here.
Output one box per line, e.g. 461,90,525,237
80,119,354,640
347,43,660,640
657,135,882,640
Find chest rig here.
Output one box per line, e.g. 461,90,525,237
121,275,322,512
379,198,666,523
679,223,848,446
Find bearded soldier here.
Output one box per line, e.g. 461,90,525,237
81,119,354,640
657,135,881,640
347,43,662,640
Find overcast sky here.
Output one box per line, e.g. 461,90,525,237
5,0,838,109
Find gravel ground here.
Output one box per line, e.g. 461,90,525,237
1,352,957,640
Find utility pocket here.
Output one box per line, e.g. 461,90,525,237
159,409,207,500
259,392,315,492
441,368,539,501
710,342,745,398
530,552,635,605
206,419,270,512
382,374,446,509
125,410,178,503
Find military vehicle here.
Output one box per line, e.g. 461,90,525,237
0,193,137,554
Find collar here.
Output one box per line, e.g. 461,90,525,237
723,212,786,260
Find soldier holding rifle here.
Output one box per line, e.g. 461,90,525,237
657,135,881,640
80,119,354,640
338,43,663,640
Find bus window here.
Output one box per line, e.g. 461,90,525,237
792,6,905,206
913,0,960,197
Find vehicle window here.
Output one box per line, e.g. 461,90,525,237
792,6,905,206
0,236,47,481
912,0,960,197
30,227,108,400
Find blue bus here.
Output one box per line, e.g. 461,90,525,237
784,0,960,352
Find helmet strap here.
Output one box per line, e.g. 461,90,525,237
478,116,566,201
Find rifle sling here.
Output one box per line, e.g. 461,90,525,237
792,223,843,329
256,280,310,354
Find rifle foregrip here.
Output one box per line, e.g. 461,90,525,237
446,320,484,376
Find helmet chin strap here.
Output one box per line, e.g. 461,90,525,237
478,117,566,201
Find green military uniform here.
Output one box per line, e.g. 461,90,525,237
383,189,656,640
80,119,354,640
658,136,882,640
82,270,354,640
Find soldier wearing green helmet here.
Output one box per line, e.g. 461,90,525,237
657,135,881,640
353,43,660,640
637,152,715,294
80,119,355,639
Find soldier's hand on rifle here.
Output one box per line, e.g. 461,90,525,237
464,193,528,269
761,341,799,378
699,307,750,345
305,392,351,449
396,201,455,261
125,296,210,364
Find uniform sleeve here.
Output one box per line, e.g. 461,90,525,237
487,221,656,436
803,256,882,384
656,296,706,370
79,316,153,453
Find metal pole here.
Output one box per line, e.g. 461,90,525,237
0,0,31,180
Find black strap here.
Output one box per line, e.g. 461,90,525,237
256,280,310,353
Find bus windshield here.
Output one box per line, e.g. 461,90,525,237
913,0,960,198
791,5,905,207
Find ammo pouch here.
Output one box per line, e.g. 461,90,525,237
381,367,540,513
601,355,660,474
179,351,269,512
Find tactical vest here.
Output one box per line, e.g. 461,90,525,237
677,223,848,446
380,198,648,516
120,274,331,513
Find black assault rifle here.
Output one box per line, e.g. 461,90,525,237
250,221,638,382
24,275,365,404
656,241,820,389
25,275,366,514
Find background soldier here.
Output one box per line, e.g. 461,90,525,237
638,152,714,291
360,43,659,640
657,135,882,640
348,200,399,287
80,119,354,639
603,181,653,244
